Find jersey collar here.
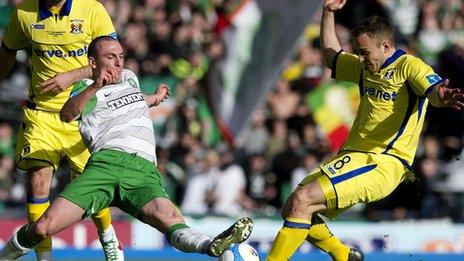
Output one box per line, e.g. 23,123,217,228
380,49,406,70
39,0,73,20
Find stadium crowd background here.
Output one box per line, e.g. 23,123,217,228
0,0,464,223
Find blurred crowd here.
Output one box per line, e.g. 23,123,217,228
1,0,464,222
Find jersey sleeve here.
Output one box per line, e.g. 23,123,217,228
331,51,364,84
404,56,443,96
124,69,140,90
70,79,93,98
89,2,117,39
2,8,28,50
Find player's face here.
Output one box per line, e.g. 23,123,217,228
353,33,388,73
95,40,125,80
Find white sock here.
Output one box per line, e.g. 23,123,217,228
36,251,51,261
169,227,212,253
99,225,116,242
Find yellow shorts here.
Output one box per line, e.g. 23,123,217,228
299,151,410,218
16,107,90,174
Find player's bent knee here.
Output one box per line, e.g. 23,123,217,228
140,198,184,229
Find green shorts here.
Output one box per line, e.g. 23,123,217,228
60,149,168,218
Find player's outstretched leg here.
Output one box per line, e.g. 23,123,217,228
207,217,254,257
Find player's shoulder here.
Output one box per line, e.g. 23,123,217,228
15,0,38,15
121,69,140,87
399,53,428,68
337,51,363,68
122,69,137,80
73,0,105,10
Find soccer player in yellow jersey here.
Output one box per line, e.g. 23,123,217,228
266,0,464,261
0,0,123,260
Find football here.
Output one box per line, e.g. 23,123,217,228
218,243,260,261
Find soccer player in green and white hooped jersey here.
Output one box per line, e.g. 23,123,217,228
0,36,253,260
72,71,158,164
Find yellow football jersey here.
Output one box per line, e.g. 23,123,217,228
2,0,116,112
332,49,443,168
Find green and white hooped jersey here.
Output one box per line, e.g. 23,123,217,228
71,69,156,163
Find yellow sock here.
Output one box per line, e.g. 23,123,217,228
267,217,311,261
306,216,349,261
91,207,112,232
27,199,51,255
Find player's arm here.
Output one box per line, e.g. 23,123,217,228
60,69,117,122
0,43,17,81
426,79,464,110
40,65,92,94
143,84,171,107
1,6,27,81
60,80,99,122
321,0,347,68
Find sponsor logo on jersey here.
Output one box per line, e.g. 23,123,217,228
364,86,398,101
107,92,145,110
33,45,88,58
426,74,442,85
31,23,45,30
70,19,84,34
109,32,118,40
326,165,336,175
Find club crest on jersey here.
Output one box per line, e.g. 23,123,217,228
383,69,396,80
70,20,83,34
128,78,138,88
31,23,45,30
22,144,31,157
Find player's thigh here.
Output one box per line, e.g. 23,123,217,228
114,152,170,218
315,151,407,211
16,108,62,171
61,120,91,175
59,154,117,219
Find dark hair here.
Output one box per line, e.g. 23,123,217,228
351,16,395,46
88,36,119,58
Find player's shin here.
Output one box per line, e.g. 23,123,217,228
27,198,52,261
267,217,311,261
90,208,124,261
166,223,212,253
306,215,350,261
91,206,112,232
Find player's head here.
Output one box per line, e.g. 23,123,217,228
351,16,395,72
45,0,65,6
88,36,124,78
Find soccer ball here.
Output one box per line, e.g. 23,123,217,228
218,243,260,261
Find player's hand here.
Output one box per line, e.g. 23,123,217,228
154,84,171,106
437,79,464,110
93,68,121,89
40,71,75,94
324,0,347,11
